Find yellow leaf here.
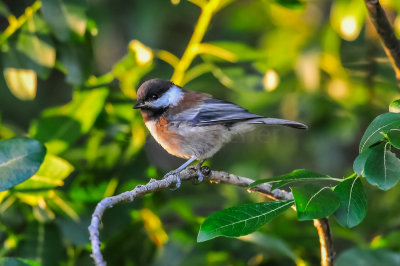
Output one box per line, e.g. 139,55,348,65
4,68,37,100
141,208,168,247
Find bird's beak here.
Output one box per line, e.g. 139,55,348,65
133,102,145,109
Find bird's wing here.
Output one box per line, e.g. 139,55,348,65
177,98,263,126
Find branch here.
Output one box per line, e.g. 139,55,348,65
0,1,42,46
314,218,334,266
171,0,221,85
89,166,333,266
364,0,400,86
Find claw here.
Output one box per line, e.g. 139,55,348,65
193,160,206,184
166,171,181,190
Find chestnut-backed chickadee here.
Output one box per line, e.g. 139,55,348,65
134,79,307,187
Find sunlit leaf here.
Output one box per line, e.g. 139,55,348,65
333,177,367,228
389,99,400,113
0,138,46,191
201,41,263,62
291,184,340,221
14,154,74,190
330,0,366,41
16,14,56,79
364,142,400,190
249,169,338,190
41,0,87,41
336,248,400,266
30,87,109,154
113,51,153,98
359,112,400,153
197,200,293,242
3,68,37,101
141,208,168,247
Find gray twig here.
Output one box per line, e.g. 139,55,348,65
89,166,332,266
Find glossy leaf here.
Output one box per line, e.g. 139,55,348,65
353,147,373,176
333,177,367,228
14,154,74,190
249,169,337,190
30,87,109,154
0,138,46,191
41,0,87,41
359,112,400,153
197,200,293,242
387,129,400,149
364,142,400,190
291,184,340,221
336,248,400,266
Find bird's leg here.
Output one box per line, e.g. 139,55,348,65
193,159,206,184
165,155,198,189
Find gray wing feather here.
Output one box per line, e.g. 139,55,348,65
173,98,307,129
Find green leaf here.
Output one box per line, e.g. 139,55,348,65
212,66,263,92
359,112,400,153
273,0,304,9
0,138,46,191
335,248,400,266
0,2,11,17
364,142,400,190
16,14,56,79
238,232,297,261
353,147,373,176
59,42,93,85
291,184,340,221
30,87,109,154
201,41,264,62
0,257,40,266
389,99,400,113
197,200,293,242
14,154,74,190
333,177,367,228
41,0,87,42
249,169,338,190
387,129,400,149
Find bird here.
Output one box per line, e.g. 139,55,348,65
133,78,307,188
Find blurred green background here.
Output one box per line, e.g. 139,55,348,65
1,0,400,265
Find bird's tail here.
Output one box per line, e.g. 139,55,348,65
248,118,308,129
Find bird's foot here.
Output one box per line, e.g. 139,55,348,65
193,160,206,184
165,170,181,190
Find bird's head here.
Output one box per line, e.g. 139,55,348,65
133,79,184,110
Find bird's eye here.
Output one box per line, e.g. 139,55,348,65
150,94,158,100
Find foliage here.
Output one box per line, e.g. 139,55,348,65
1,0,400,265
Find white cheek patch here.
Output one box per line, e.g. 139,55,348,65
149,85,183,108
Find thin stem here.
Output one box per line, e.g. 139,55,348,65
0,1,41,46
171,0,221,85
